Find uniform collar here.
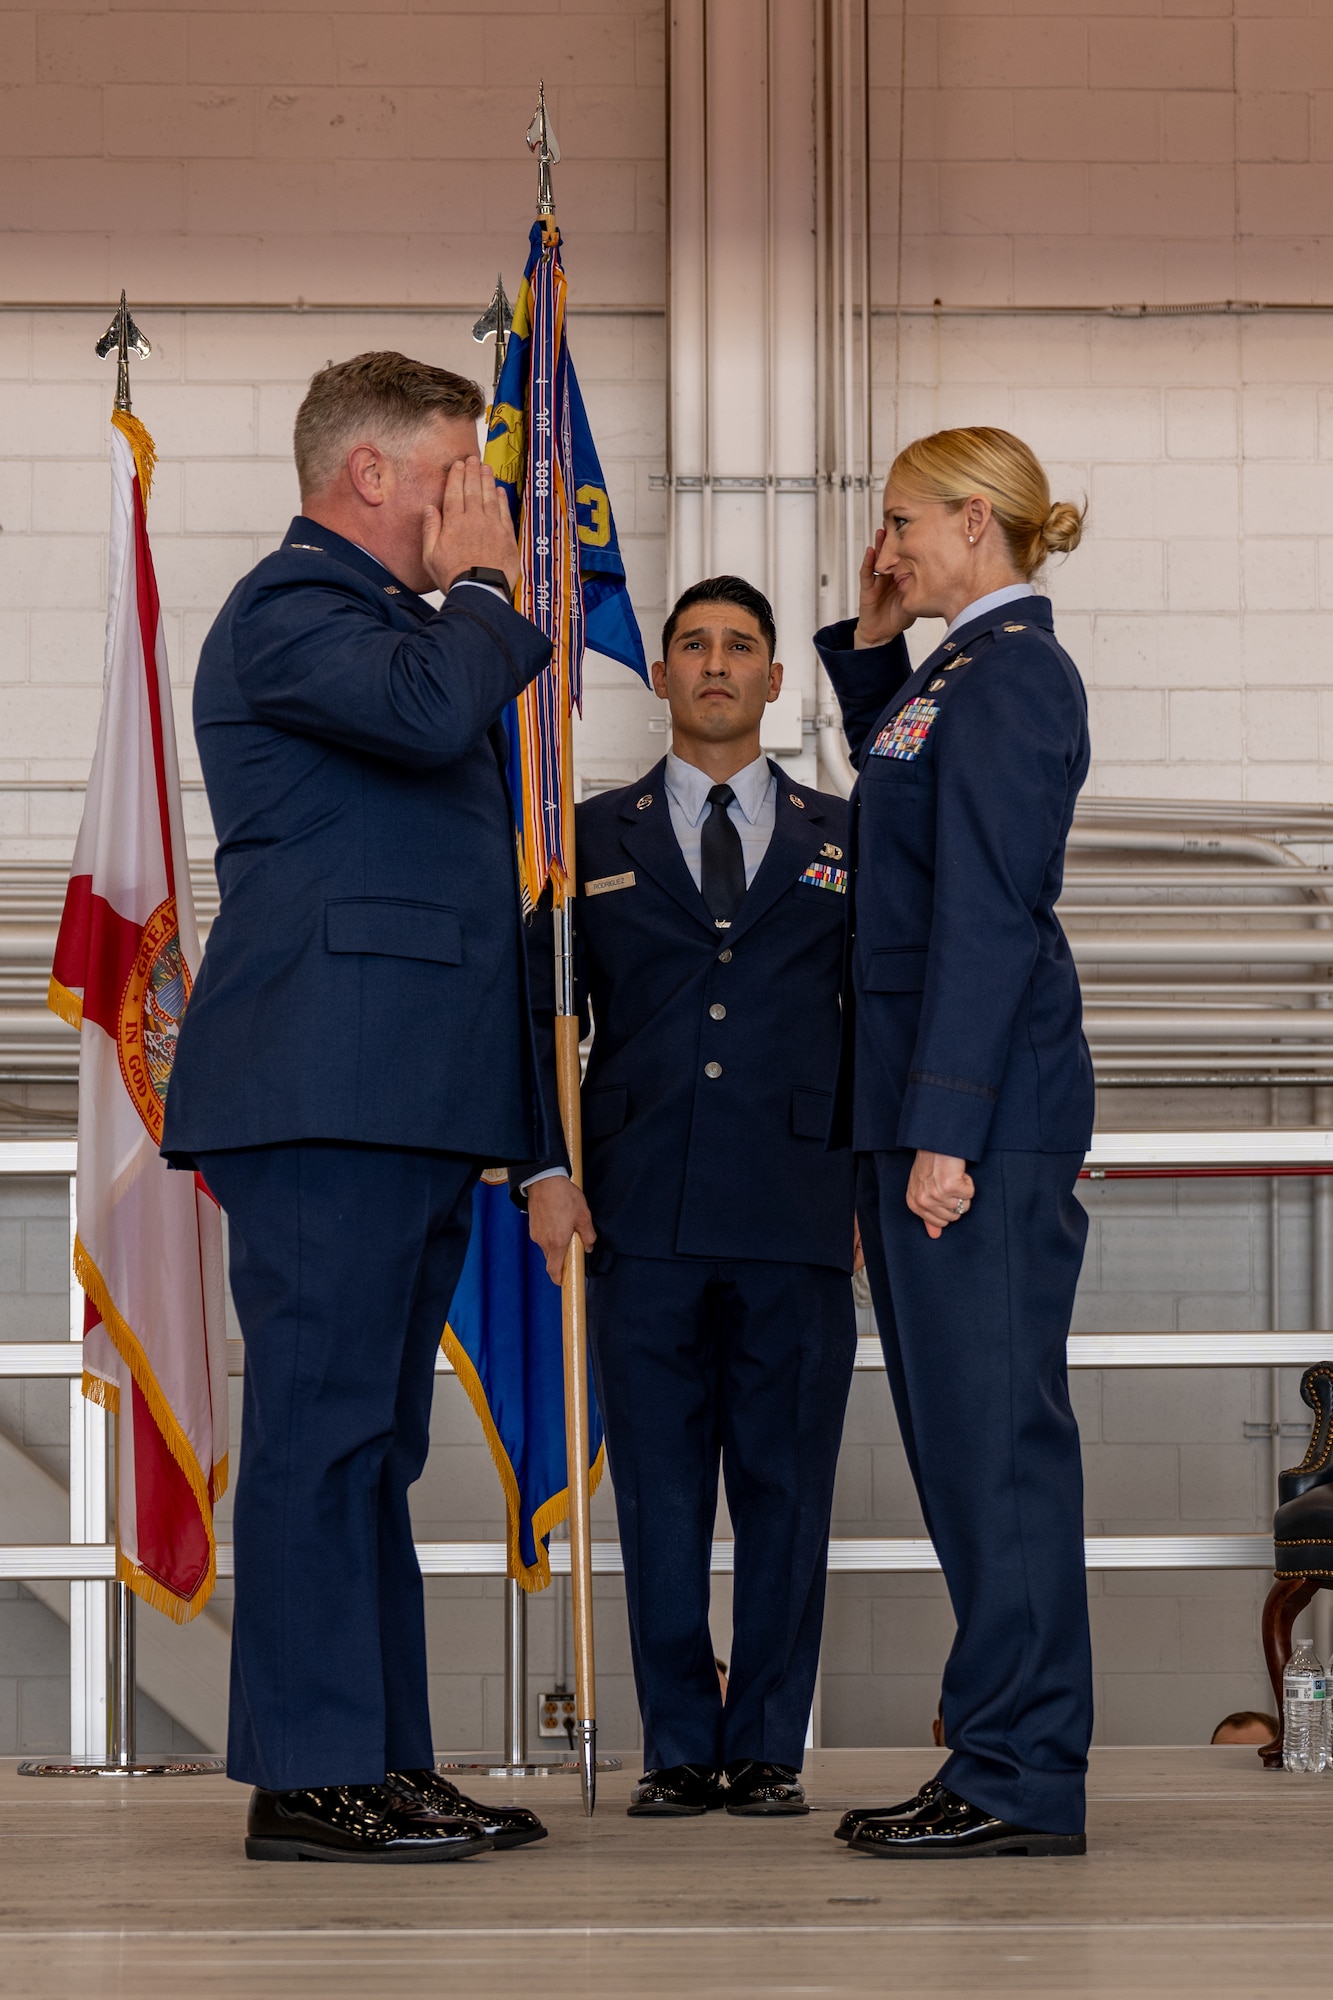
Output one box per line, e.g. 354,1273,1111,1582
279,516,430,611
943,582,1036,640
938,592,1054,658
614,758,823,942
664,749,774,827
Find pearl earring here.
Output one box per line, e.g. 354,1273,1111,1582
968,535,974,544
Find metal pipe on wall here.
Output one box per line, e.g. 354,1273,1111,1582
669,0,870,788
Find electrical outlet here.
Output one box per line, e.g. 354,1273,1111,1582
539,1688,577,1739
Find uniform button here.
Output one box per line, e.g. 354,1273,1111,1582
709,1003,726,1020
718,949,732,963
704,1061,723,1079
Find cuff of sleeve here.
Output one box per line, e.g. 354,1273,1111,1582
896,1076,998,1161
518,1166,570,1195
814,625,912,685
813,617,860,656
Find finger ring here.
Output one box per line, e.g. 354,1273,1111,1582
954,1198,967,1215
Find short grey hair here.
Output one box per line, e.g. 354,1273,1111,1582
293,350,485,497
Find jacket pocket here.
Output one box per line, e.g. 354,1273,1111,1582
325,898,462,965
584,1085,629,1141
791,1087,833,1141
863,946,928,992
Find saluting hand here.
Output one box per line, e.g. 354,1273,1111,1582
854,527,915,650
907,1150,975,1241
423,455,522,597
526,1174,598,1285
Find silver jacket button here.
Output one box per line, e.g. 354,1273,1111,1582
704,1061,723,1079
709,1003,726,1020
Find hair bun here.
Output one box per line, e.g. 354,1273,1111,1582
1042,499,1085,556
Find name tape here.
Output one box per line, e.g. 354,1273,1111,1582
584,870,636,898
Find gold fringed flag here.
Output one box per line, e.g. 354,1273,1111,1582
48,406,229,1622
485,219,648,907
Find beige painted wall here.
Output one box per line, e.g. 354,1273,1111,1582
5,2,1333,809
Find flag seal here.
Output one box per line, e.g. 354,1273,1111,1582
116,895,191,1145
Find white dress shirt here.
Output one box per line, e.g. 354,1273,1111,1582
943,581,1036,641
663,749,776,892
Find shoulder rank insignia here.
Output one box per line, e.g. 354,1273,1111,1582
288,542,323,551
637,794,653,809
1002,622,1027,632
799,860,848,894
870,697,939,761
820,841,843,860
585,870,635,898
789,794,805,808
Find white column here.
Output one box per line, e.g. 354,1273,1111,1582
668,0,872,789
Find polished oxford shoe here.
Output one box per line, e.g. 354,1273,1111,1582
388,1768,548,1850
834,1774,944,1841
627,1765,726,1816
724,1761,809,1816
245,1782,494,1863
847,1785,1085,1859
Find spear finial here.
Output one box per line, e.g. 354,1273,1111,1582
526,81,561,242
472,272,514,400
95,291,151,414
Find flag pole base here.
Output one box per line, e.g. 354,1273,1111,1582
437,1755,620,1780
577,1719,597,1816
18,1757,225,1778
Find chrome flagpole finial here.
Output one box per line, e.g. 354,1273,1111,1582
95,290,151,414
526,80,561,230
472,272,514,399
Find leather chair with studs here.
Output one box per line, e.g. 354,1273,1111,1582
1259,1360,1333,1769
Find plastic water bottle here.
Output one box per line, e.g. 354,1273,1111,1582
1283,1640,1329,1773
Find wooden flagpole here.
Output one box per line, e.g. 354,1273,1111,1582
531,79,598,1816
554,835,597,1816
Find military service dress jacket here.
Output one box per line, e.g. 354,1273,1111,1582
162,517,554,1164
523,759,856,1272
815,595,1094,1162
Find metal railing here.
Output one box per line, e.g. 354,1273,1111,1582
1,1132,1326,1755
8,795,1333,1086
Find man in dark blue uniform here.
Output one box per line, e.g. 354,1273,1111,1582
524,576,857,1818
163,351,556,1863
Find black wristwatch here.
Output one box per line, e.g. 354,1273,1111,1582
452,566,511,591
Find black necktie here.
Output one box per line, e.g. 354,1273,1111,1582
700,783,747,925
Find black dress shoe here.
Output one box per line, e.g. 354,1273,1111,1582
834,1774,944,1841
847,1785,1085,1858
723,1761,809,1816
245,1782,494,1863
388,1768,548,1850
627,1765,725,1816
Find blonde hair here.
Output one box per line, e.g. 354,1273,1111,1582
889,426,1084,578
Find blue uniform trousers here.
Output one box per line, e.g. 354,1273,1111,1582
588,1254,856,1772
857,1149,1093,1836
197,1142,477,1792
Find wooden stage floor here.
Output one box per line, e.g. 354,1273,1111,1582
0,1747,1328,1997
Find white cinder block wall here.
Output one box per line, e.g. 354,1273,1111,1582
3,0,1333,1753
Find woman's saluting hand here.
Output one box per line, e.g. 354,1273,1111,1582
854,526,916,649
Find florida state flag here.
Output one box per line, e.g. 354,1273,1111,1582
48,406,228,1622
